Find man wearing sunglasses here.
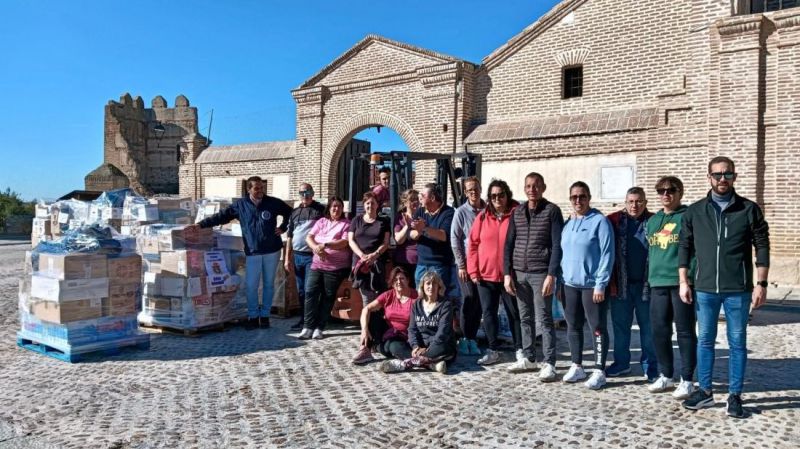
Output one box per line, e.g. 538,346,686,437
679,156,770,419
285,183,325,330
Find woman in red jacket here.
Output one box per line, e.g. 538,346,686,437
467,179,522,366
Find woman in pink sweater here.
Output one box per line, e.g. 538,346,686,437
467,179,521,366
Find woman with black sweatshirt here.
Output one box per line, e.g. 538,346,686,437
379,271,456,374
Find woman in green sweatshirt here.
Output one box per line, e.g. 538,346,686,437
646,176,697,399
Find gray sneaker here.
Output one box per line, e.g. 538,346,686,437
379,359,406,373
477,349,501,366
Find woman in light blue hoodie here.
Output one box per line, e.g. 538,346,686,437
560,181,615,390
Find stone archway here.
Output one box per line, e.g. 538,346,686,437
323,111,422,196
291,35,476,199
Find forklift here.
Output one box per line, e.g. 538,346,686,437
332,150,481,321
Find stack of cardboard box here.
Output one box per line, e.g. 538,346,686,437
31,204,52,247
137,224,247,330
17,249,148,360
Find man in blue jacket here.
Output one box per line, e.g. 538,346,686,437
194,176,292,329
679,156,770,418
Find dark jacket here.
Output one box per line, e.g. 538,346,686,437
503,199,564,277
678,190,770,293
607,209,653,300
199,196,292,256
408,298,454,349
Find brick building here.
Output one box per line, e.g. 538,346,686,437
88,0,800,284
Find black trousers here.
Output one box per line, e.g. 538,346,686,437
650,286,697,380
367,311,412,360
563,286,609,369
458,278,483,340
303,268,349,330
477,280,522,350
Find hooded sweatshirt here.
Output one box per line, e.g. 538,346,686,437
466,205,516,282
647,205,689,287
560,208,615,292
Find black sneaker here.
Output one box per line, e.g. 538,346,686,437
259,317,271,329
726,394,745,419
244,318,258,330
290,319,304,331
682,388,715,410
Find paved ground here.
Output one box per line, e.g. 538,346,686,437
0,236,798,448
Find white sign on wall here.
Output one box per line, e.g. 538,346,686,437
600,166,634,201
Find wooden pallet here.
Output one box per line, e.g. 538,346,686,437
138,320,238,337
17,333,150,363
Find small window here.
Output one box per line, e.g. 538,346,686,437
562,66,583,99
751,0,798,13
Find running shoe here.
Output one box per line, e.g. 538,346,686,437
379,359,406,373
726,394,745,419
584,370,606,390
351,347,374,365
672,378,695,399
312,329,324,340
538,363,557,382
647,374,675,393
507,357,537,373
298,328,313,340
562,364,587,383
433,361,447,374
477,349,501,366
682,389,715,410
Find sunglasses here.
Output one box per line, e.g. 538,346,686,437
656,187,678,196
298,190,314,196
569,194,589,202
710,172,736,181
489,192,507,200
465,188,480,194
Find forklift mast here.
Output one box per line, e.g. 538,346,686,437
347,150,481,239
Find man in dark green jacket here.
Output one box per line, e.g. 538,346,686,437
678,156,770,419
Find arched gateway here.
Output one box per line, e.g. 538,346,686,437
291,35,477,198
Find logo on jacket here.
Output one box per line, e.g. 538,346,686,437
260,211,272,221
651,223,678,249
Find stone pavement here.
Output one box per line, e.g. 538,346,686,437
0,237,798,449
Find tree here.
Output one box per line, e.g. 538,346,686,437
0,188,35,230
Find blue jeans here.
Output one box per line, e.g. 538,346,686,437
293,252,314,314
245,251,281,318
609,282,658,379
695,291,751,394
415,264,461,300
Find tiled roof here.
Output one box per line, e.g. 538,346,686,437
195,140,295,164
464,108,659,144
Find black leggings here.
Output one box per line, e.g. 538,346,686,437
477,281,522,350
459,279,482,340
563,286,609,369
367,312,412,360
650,286,697,380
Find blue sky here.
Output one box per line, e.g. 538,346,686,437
0,0,560,200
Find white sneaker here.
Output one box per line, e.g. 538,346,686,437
477,349,501,366
562,364,587,383
648,374,675,393
673,378,696,399
507,357,537,373
433,360,447,374
584,370,606,390
538,363,557,382
298,328,313,340
312,329,323,340
379,359,406,373
515,349,525,362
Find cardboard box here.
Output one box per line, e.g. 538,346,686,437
37,253,108,280
145,296,172,311
32,217,51,237
143,272,205,298
160,250,206,277
151,197,193,211
143,259,161,274
32,298,103,323
102,294,138,317
137,235,160,255
30,276,109,302
156,226,213,251
214,231,245,251
212,291,236,309
35,203,51,218
126,203,159,222
107,254,142,282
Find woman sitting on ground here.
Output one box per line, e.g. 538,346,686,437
351,267,418,365
379,271,456,374
299,197,351,340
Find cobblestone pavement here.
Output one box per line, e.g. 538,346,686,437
0,237,798,448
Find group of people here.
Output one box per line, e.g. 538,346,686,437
194,155,769,419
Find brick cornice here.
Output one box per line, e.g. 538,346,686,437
773,9,800,30
716,15,764,37
291,86,329,105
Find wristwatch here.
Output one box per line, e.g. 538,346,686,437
757,280,768,288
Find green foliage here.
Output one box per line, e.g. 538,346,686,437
0,187,35,229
